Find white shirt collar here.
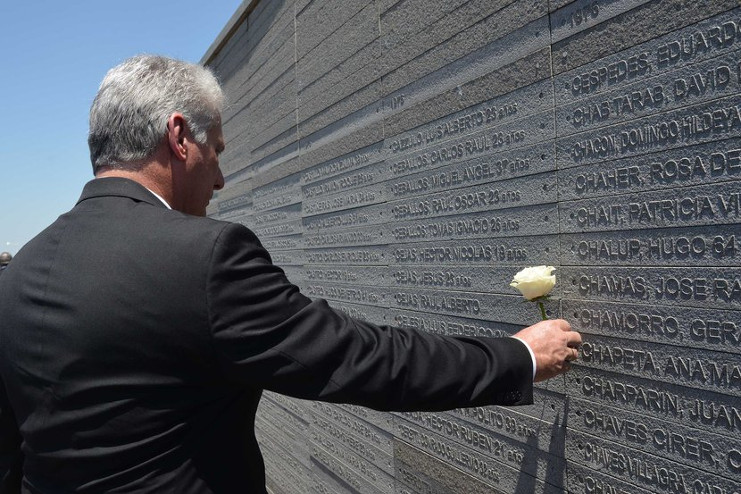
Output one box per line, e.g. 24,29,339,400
145,187,172,209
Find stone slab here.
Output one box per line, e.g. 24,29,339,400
556,49,741,136
568,396,741,479
387,141,556,201
560,265,741,310
557,138,741,202
565,428,741,493
392,417,563,493
559,181,741,233
555,7,741,103
577,333,741,398
556,88,741,170
564,298,741,355
551,0,739,75
389,110,555,180
550,0,651,45
387,235,557,266
564,366,741,438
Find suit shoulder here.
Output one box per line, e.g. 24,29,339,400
159,214,265,256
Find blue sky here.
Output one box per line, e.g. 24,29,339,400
0,1,243,255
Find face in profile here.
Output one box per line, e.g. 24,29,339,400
181,123,225,216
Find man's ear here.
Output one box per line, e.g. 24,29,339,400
166,113,188,161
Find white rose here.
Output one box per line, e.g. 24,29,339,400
510,265,556,300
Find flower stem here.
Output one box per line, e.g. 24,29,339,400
538,301,548,321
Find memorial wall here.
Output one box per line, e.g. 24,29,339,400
203,0,741,492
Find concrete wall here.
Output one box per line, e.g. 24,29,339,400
204,1,741,492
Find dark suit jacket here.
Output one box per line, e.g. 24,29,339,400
0,178,532,493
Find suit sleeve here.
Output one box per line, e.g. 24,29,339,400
206,223,533,411
0,376,22,493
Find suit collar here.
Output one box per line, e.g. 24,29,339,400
76,177,168,209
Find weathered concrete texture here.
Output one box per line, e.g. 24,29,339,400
297,2,379,89
298,79,383,137
216,0,295,92
206,0,741,492
383,48,552,137
221,43,297,166
299,121,385,170
379,0,471,47
551,0,740,75
298,42,381,135
230,29,295,109
297,39,382,114
296,0,371,60
379,0,549,95
252,156,301,189
394,439,508,494
549,0,578,12
251,115,298,164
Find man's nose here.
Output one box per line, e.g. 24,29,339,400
214,168,225,190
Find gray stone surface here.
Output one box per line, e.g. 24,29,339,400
565,428,741,493
387,235,557,266
556,94,741,170
556,49,741,136
560,224,741,266
393,418,564,493
383,48,553,138
554,7,741,105
379,0,548,95
206,0,741,492
297,2,379,89
296,0,371,61
551,0,739,75
298,79,383,137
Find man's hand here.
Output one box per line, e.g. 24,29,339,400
513,319,581,382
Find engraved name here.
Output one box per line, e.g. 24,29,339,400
393,269,472,288
254,210,289,225
455,407,538,440
305,250,380,263
390,155,532,197
304,211,370,231
391,188,521,219
580,407,717,467
307,285,381,303
388,103,518,153
573,234,738,261
393,313,506,338
391,131,527,176
304,189,377,214
392,216,520,240
394,292,481,314
577,309,679,339
401,411,524,465
582,342,741,393
305,230,377,247
395,423,501,484
571,192,740,228
303,172,375,199
302,152,371,183
569,17,741,97
570,104,741,162
393,244,528,263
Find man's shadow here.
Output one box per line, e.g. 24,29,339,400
512,377,568,493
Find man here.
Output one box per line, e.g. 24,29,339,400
0,252,11,275
0,55,581,493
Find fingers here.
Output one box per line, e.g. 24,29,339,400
555,318,572,332
553,318,581,348
514,318,584,382
567,331,582,348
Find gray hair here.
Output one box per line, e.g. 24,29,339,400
88,55,224,172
